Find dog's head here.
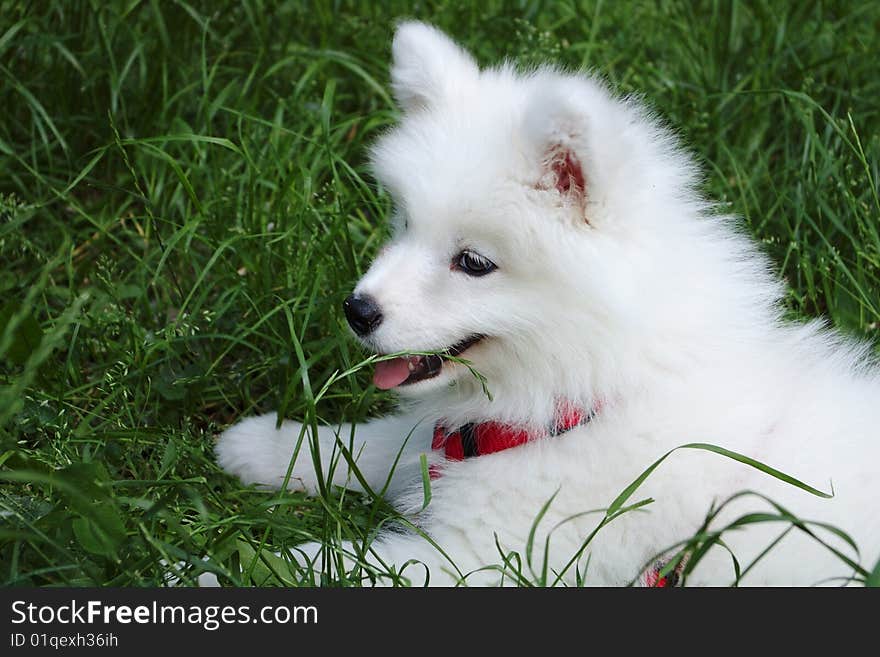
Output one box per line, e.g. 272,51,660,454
343,23,775,423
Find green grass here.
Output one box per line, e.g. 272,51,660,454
1,0,878,586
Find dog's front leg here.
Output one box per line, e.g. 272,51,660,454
215,412,430,497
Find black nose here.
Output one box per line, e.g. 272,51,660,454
343,294,383,337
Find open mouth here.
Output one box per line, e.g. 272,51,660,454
372,335,484,390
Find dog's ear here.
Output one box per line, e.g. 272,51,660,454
525,83,591,214
543,145,586,198
391,21,479,112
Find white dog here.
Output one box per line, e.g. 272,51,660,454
216,22,880,586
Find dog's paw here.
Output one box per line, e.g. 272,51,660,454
215,415,318,493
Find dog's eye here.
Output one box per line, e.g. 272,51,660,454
454,250,497,277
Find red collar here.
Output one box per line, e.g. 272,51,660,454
430,402,596,478
642,555,688,587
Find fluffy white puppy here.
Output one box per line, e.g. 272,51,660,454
216,22,880,586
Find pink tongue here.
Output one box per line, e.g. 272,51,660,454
373,357,418,390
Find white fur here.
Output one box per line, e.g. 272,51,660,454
216,22,880,585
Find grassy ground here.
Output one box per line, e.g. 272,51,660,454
1,0,878,586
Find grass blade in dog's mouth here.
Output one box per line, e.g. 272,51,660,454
372,335,484,389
